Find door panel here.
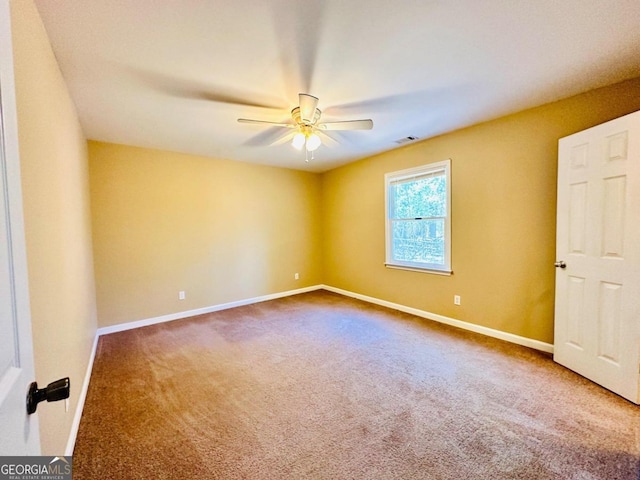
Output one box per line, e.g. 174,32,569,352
568,182,587,254
554,110,640,404
566,275,585,349
601,176,625,257
597,281,621,364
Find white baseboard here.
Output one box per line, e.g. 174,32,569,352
96,285,324,336
321,285,554,353
65,333,98,456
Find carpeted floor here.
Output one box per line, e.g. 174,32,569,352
73,290,640,479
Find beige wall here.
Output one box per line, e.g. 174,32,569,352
10,0,98,455
322,77,640,345
89,142,323,327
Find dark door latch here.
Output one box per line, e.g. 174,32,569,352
27,377,70,414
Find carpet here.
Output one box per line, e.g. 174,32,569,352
73,290,640,479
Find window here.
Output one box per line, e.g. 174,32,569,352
385,159,451,274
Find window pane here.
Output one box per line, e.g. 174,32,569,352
391,174,446,219
391,219,445,265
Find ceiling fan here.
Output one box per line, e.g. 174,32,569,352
238,94,373,157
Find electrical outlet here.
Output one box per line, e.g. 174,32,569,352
454,295,461,306
179,291,185,300
294,273,299,280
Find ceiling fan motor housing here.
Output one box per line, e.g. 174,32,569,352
291,106,322,126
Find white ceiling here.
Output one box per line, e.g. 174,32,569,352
34,0,640,172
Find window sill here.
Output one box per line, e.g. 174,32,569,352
385,263,453,276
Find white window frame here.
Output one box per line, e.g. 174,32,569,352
384,159,452,275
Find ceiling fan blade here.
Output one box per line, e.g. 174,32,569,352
316,130,340,148
318,119,373,131
127,67,286,110
299,94,319,123
270,131,296,147
243,127,293,147
237,119,295,128
271,1,325,95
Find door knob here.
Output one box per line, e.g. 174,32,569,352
26,377,70,414
554,261,566,269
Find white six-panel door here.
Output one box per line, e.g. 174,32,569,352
0,0,40,454
554,110,640,404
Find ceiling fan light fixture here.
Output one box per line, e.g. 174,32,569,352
292,132,306,150
306,133,321,151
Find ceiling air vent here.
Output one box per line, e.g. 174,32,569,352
395,136,420,145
